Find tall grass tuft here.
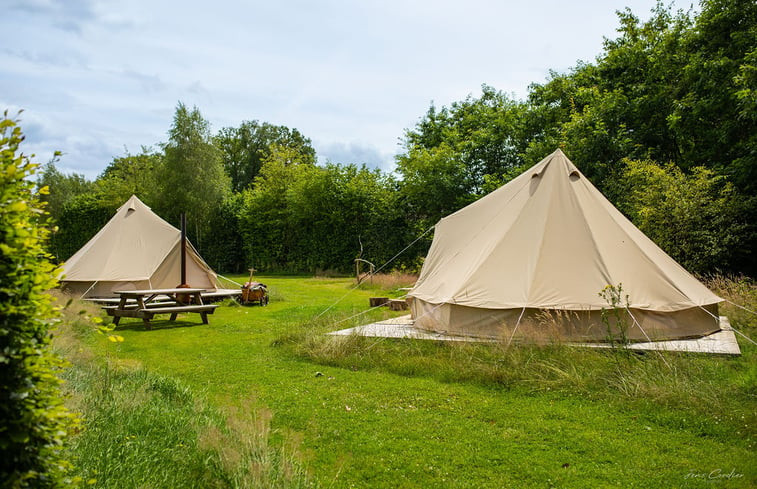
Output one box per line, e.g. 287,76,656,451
296,333,755,437
355,272,418,294
706,275,757,336
53,294,314,489
198,402,311,489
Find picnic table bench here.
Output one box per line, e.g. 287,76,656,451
107,288,219,329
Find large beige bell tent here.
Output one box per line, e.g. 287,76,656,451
407,149,723,342
60,195,220,297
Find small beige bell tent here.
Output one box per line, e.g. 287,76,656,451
60,195,220,297
408,149,723,342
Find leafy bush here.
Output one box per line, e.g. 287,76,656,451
0,112,77,487
617,159,750,274
200,194,246,274
239,151,409,273
50,193,116,262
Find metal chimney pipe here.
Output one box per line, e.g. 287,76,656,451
180,212,187,286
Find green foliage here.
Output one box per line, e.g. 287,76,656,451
395,143,474,230
524,86,635,191
50,193,116,262
666,0,757,184
598,284,631,347
399,86,527,202
0,113,77,487
95,149,161,207
216,120,316,193
37,158,95,223
200,194,246,274
395,86,537,237
239,148,406,273
40,148,161,262
154,102,231,244
237,146,305,272
618,159,751,274
39,0,757,276
396,0,757,274
530,0,756,238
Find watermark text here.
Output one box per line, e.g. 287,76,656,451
684,468,744,481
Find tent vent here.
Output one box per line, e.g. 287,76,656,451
532,164,548,178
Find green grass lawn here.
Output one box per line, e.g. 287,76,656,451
63,275,756,488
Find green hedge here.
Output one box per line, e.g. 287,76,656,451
50,194,116,263
0,113,78,487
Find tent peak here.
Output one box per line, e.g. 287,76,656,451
532,149,580,178
120,195,151,212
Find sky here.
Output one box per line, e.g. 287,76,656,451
2,0,694,178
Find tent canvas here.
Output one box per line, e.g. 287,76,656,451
408,149,723,342
60,195,220,297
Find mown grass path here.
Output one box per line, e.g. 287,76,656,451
103,276,755,488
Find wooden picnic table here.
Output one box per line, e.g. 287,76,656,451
107,288,218,329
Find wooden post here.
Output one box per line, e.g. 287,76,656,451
354,258,376,285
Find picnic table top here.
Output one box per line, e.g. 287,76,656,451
113,288,206,296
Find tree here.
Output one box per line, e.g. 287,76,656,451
199,194,245,273
154,102,230,244
396,85,532,246
95,148,161,207
666,0,757,186
523,86,635,195
395,144,473,231
617,159,751,274
1,112,77,487
215,120,316,193
238,145,403,272
401,86,527,194
36,158,94,223
238,146,308,270
50,193,116,262
522,0,757,272
525,0,757,193
37,150,160,262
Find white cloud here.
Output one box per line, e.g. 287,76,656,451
317,141,394,171
1,0,693,178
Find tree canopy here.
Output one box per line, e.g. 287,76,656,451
37,157,94,222
395,0,756,274
154,103,230,235
33,0,757,276
95,149,161,207
216,120,316,193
